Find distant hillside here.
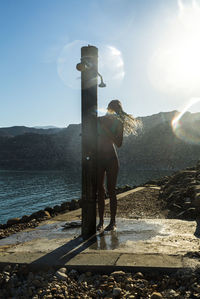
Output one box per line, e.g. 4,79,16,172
0,126,62,137
0,111,200,171
138,110,178,133
0,124,81,170
33,126,60,129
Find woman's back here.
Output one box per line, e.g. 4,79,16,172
98,115,123,158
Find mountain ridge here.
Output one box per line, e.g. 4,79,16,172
0,110,200,172
0,126,63,137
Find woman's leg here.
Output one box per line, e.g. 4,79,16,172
97,165,106,229
106,158,119,228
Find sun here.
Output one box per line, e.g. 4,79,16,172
149,0,200,95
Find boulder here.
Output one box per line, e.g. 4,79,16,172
20,215,30,223
186,186,196,197
53,205,62,213
178,208,197,219
193,185,200,193
0,224,6,229
69,199,79,210
189,180,197,186
183,198,192,207
159,166,199,220
44,206,54,214
7,218,20,226
196,160,200,170
30,210,51,220
43,210,51,219
193,193,200,207
77,199,82,207
61,202,70,211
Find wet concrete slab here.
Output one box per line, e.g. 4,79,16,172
116,253,183,268
0,217,200,270
0,221,80,246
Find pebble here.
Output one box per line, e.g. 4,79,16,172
191,282,200,292
151,292,163,299
166,289,179,297
111,270,126,276
3,265,11,272
55,270,68,281
113,287,122,297
57,267,66,274
135,272,144,279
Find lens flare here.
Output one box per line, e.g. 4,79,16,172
172,97,200,144
149,0,200,95
98,45,125,87
57,41,125,89
97,107,108,115
57,40,87,89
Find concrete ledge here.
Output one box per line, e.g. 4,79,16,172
0,217,199,272
0,186,199,274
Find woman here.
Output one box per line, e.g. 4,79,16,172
97,100,139,231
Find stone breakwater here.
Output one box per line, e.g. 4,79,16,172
1,264,200,298
158,162,200,220
0,185,132,240
0,199,81,240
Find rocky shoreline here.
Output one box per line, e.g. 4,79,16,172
0,185,133,240
158,163,200,220
1,264,200,298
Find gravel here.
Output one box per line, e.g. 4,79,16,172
104,187,166,219
1,265,200,298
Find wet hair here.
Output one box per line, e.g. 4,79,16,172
107,100,142,136
107,100,123,114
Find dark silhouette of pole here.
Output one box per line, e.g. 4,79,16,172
79,46,98,239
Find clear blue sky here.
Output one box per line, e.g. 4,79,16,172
1,0,200,127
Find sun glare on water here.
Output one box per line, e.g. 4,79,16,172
149,0,200,95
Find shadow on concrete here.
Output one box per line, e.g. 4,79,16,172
30,232,102,268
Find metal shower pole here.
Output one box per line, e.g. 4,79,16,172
79,45,98,239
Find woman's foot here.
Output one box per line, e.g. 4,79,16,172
97,223,104,231
105,223,116,231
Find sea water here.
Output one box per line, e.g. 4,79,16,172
0,170,81,224
0,169,174,224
